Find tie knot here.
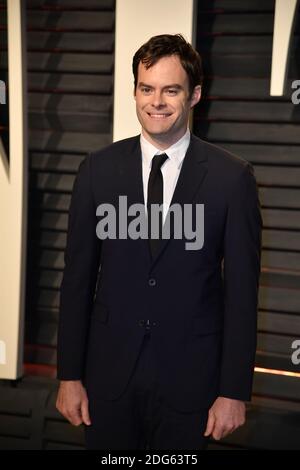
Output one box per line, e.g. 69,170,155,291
151,153,168,174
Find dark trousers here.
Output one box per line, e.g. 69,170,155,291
85,332,209,450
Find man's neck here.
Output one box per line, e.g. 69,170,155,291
141,128,189,150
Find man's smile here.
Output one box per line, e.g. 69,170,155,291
147,112,172,119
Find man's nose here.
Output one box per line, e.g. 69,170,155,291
150,91,165,108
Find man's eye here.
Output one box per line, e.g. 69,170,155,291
141,87,152,94
166,89,177,95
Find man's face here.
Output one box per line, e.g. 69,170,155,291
134,54,201,147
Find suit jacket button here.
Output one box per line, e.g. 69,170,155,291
148,278,156,286
138,319,145,327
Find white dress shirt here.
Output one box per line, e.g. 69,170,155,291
140,128,191,222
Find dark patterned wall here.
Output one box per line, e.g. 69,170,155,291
24,0,115,378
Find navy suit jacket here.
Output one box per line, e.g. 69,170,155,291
57,133,262,412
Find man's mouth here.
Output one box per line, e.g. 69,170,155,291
147,113,172,119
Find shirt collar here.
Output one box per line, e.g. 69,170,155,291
140,128,191,170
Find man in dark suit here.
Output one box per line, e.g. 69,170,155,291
56,34,262,450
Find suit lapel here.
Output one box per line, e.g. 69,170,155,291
118,136,144,206
151,134,208,267
118,136,152,262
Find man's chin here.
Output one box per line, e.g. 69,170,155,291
143,125,172,137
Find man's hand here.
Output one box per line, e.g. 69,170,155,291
56,380,91,426
204,396,245,440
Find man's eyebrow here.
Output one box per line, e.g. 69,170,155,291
137,82,183,89
163,84,183,89
138,82,153,88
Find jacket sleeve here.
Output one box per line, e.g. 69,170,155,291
56,153,101,380
219,162,262,401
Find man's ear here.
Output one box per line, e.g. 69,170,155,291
133,87,136,100
190,85,201,108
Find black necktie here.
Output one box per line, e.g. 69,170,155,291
147,153,168,258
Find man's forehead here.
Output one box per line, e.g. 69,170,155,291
137,56,188,80
138,54,182,69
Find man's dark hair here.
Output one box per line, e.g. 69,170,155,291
132,34,203,99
